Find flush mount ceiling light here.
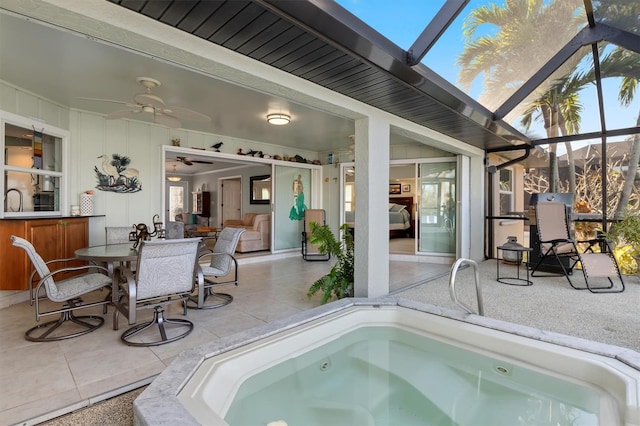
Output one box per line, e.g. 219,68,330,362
266,113,291,125
167,165,182,182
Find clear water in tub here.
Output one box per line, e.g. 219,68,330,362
224,327,604,425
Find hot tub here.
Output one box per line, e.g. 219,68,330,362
134,299,640,425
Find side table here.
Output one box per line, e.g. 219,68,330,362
496,244,533,286
185,228,220,250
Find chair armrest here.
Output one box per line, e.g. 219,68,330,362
545,238,575,245
578,237,611,245
30,256,81,291
198,251,237,263
45,256,78,265
39,264,111,283
195,264,204,287
34,264,112,301
198,247,214,257
31,257,81,280
578,237,614,253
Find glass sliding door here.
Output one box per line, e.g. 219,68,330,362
273,166,311,251
342,164,355,228
419,162,456,254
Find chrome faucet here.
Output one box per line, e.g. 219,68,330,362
4,188,23,212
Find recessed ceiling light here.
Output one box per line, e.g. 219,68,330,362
266,113,290,125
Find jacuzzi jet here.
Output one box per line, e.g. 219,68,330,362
319,360,331,371
495,365,511,375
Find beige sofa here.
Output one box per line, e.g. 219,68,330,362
223,213,270,253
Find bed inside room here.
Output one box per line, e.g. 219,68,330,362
389,197,414,238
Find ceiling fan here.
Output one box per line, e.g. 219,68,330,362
176,156,213,166
79,77,211,128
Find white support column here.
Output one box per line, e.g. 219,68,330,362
354,116,390,298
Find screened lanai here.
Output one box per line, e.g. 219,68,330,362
1,2,639,423
110,0,639,271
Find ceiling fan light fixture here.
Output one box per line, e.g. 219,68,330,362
81,77,208,129
267,113,290,125
167,165,182,182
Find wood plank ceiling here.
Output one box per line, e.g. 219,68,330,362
108,0,531,152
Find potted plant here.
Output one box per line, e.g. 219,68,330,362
307,223,354,304
606,209,640,276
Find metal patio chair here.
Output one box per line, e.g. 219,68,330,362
114,237,202,346
188,227,245,309
530,202,624,293
105,226,134,244
11,235,112,342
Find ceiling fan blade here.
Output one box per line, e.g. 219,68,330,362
155,113,181,128
191,160,214,164
107,109,139,119
177,156,193,166
78,97,135,107
134,93,165,109
164,106,211,122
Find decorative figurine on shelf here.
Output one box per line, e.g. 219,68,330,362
129,214,165,248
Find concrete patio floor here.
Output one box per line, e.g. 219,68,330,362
0,257,638,425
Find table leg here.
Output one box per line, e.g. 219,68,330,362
496,248,533,286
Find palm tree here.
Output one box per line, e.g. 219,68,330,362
574,46,640,215
593,0,640,215
520,74,585,194
457,0,584,191
522,45,639,212
459,0,639,211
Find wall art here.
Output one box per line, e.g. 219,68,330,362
95,154,142,193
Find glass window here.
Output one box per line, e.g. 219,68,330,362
499,169,513,215
345,183,354,212
4,124,62,171
3,115,66,216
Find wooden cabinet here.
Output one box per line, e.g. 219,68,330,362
0,217,89,290
192,191,210,217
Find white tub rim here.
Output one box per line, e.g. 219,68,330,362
133,298,640,426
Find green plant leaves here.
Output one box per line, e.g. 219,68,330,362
307,223,354,304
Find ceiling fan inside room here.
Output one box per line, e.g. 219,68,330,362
79,77,211,128
176,156,213,166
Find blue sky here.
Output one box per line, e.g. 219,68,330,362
335,0,639,147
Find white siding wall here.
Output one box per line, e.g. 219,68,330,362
1,80,318,245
